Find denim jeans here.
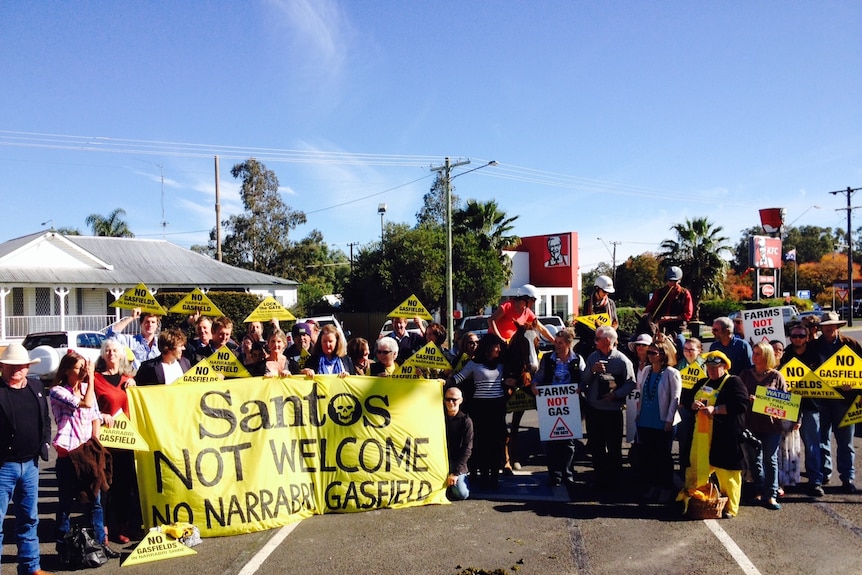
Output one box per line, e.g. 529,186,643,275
819,400,856,484
800,410,822,485
752,431,782,499
55,456,105,547
447,474,470,501
0,459,42,575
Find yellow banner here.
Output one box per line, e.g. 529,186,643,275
110,283,166,315
387,295,433,320
574,313,610,330
814,345,862,389
127,376,449,537
751,385,801,422
779,358,842,399
679,362,705,390
167,288,224,317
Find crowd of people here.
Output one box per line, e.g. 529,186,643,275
2,273,862,573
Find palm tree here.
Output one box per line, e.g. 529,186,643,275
86,208,134,237
659,217,730,319
454,199,520,280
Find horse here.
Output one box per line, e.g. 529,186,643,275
501,324,540,471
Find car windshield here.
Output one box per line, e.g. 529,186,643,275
462,318,488,331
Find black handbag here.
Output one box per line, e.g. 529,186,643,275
62,524,108,569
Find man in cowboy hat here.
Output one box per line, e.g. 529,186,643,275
810,311,862,493
0,343,52,575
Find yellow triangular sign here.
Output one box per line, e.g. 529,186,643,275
98,412,149,451
121,529,197,566
110,283,166,315
679,361,706,390
244,296,296,322
167,288,224,317
574,313,610,330
402,343,451,370
780,357,842,399
387,294,433,320
840,395,862,427
174,358,224,384
814,345,862,389
205,347,252,378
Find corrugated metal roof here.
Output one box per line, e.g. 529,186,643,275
0,233,297,288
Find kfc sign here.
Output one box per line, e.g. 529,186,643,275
749,236,783,269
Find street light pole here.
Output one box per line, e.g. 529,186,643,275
430,158,497,351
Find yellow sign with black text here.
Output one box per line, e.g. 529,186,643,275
840,395,862,428
243,297,296,322
127,376,450,537
679,362,705,390
121,530,196,566
110,283,166,315
99,412,149,451
574,313,610,330
167,288,224,317
815,346,862,389
205,348,252,379
779,357,842,399
387,295,433,320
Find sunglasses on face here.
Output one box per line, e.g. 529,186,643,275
790,334,807,339
646,350,660,356
376,350,394,355
444,397,460,403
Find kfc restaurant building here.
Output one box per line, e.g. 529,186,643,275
501,232,580,321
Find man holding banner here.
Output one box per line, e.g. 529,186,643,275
810,312,862,493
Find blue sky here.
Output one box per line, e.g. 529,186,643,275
2,1,860,274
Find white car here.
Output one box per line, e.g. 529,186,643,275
22,330,107,383
297,315,350,340
377,318,427,340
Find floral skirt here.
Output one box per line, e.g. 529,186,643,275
778,427,802,486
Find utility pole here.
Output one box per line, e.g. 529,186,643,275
347,242,359,275
829,186,862,326
431,157,470,351
215,155,222,262
597,238,621,283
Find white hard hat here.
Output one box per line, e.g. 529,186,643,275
594,275,615,294
516,284,539,300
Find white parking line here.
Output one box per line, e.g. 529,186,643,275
237,522,299,575
703,519,762,575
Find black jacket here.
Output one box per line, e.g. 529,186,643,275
136,357,192,385
0,377,51,463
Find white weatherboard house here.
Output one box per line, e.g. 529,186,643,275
0,232,298,342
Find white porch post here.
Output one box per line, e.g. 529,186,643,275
110,288,125,321
55,287,70,331
0,288,10,342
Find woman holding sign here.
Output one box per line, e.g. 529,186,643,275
741,342,789,510
94,340,139,543
680,351,749,518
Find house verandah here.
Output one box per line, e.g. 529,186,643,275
0,232,299,343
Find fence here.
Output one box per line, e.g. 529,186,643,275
3,315,118,340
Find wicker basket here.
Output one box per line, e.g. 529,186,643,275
686,484,728,519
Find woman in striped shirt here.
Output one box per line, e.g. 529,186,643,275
450,333,511,490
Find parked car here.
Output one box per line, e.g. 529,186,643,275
377,318,427,340
22,330,107,383
297,315,350,341
456,315,491,339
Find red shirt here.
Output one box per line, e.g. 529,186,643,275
493,301,536,341
94,372,131,417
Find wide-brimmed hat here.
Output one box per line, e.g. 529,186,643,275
0,343,41,366
820,311,847,327
627,333,653,352
703,350,731,370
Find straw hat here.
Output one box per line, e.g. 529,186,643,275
0,343,41,366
